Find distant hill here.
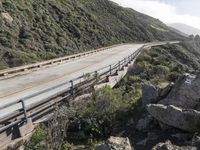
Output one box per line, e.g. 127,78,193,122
0,0,185,69
169,23,200,36
168,26,188,37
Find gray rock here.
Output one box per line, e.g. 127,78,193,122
147,104,200,132
159,122,172,131
136,138,148,146
192,134,200,148
142,84,159,107
135,115,153,131
136,132,159,146
160,74,200,110
152,140,197,150
96,136,133,150
159,83,174,99
171,133,192,142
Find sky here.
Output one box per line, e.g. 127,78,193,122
111,0,200,30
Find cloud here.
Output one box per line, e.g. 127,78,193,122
111,0,200,30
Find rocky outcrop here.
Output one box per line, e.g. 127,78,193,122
145,74,200,133
192,134,200,148
1,12,13,23
96,136,132,150
152,140,197,150
135,115,154,131
142,84,159,107
146,104,200,132
159,83,174,99
160,74,200,110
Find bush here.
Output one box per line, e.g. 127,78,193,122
69,85,139,140
151,65,170,76
25,127,46,150
167,72,180,82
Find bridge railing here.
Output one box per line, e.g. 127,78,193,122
0,41,178,133
0,44,122,79
0,45,144,133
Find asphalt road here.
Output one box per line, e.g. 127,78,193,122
0,44,144,119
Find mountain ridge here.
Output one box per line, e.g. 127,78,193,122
169,23,200,36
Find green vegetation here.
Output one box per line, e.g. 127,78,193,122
128,43,199,84
25,85,142,150
75,86,140,137
25,127,46,150
0,0,185,69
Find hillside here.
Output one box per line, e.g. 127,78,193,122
169,23,200,36
0,0,184,69
168,26,188,37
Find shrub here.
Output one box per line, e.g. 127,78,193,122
151,65,170,76
167,72,180,82
25,127,46,150
70,85,139,139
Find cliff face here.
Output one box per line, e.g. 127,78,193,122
0,0,184,69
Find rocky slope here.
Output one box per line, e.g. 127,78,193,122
96,39,200,150
99,73,200,150
0,0,185,69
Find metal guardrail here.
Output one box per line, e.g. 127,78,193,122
0,41,179,133
0,44,122,78
0,46,143,133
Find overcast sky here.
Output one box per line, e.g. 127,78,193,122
111,0,200,30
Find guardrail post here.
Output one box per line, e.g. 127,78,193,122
125,58,128,67
105,65,112,82
131,54,133,61
131,54,134,61
118,61,121,71
109,65,112,76
128,56,131,64
115,69,118,75
20,99,28,123
95,71,98,83
70,80,74,98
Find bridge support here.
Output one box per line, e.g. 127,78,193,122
115,69,119,76
0,119,34,149
106,75,110,82
19,119,34,137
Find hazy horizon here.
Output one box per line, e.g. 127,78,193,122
111,0,200,30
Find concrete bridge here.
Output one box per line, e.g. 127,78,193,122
0,41,179,149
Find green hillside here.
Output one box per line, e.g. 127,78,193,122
0,0,185,69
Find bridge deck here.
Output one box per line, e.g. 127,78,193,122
0,44,143,119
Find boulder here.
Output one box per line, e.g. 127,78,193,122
142,84,159,107
192,134,200,148
146,104,200,132
159,122,172,131
1,12,13,23
136,132,159,146
160,74,200,110
96,136,133,150
152,140,197,150
171,133,192,142
158,83,174,99
135,115,153,131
